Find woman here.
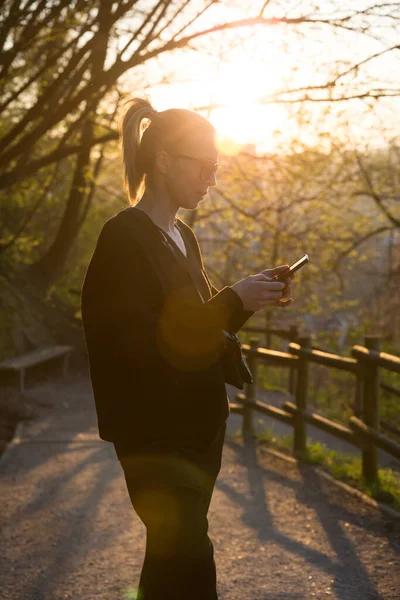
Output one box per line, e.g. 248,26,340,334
81,97,293,599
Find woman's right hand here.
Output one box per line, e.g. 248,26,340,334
231,265,294,312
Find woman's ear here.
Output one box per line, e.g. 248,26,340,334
155,150,170,175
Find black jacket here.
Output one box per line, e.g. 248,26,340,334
81,207,254,453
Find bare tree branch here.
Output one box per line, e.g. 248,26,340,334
332,226,393,271
354,151,400,228
259,1,272,17
1,1,399,191
0,131,117,190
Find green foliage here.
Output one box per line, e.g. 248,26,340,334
306,364,355,423
302,443,400,512
243,323,400,434
380,370,400,433
45,156,127,317
254,424,293,451
257,363,289,394
0,276,22,360
0,275,52,360
255,428,400,511
0,158,74,272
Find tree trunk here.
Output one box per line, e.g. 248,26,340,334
24,4,113,288
27,119,93,286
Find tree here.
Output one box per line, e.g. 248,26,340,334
1,0,399,285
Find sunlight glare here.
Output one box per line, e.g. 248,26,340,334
207,57,288,152
212,103,288,154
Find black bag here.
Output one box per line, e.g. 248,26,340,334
221,330,253,389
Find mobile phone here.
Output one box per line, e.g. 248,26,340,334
276,254,309,282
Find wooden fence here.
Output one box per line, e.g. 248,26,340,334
242,325,400,412
231,332,400,486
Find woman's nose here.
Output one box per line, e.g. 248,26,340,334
204,171,217,187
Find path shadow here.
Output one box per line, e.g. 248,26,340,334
0,376,100,480
0,439,136,600
218,434,392,600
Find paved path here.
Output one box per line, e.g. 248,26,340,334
0,374,399,600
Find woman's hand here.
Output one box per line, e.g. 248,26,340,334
262,265,294,308
231,265,294,312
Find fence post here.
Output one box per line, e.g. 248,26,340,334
288,325,299,395
243,338,259,435
362,335,381,485
293,335,311,457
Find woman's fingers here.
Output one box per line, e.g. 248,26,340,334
261,264,290,278
252,272,273,282
262,281,285,303
253,275,286,294
232,270,295,311
263,281,286,291
257,277,294,305
277,298,294,307
261,273,294,307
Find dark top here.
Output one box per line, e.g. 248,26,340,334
81,207,254,455
154,219,211,304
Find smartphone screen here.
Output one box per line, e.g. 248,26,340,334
288,253,309,274
276,254,309,281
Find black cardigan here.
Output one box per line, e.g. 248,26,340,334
81,207,254,453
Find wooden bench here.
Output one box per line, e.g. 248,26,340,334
0,345,74,393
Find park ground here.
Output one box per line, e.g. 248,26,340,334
0,372,399,600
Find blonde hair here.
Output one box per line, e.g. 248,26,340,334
120,97,214,204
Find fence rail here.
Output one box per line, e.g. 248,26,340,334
234,331,400,486
352,345,400,374
287,342,358,373
381,382,400,398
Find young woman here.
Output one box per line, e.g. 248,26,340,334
81,97,293,599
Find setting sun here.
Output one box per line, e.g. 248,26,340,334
207,56,286,148
146,47,291,153
211,102,288,153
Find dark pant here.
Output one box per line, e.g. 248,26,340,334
115,424,226,600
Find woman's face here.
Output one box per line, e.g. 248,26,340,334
164,129,219,210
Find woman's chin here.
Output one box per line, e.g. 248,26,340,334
180,196,205,210
194,192,206,205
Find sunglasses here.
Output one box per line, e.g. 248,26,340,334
174,154,219,182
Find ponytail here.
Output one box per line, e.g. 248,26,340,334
121,96,215,204
121,97,157,204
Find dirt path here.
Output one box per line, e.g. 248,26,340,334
0,374,399,600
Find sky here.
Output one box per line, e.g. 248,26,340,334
122,0,400,154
